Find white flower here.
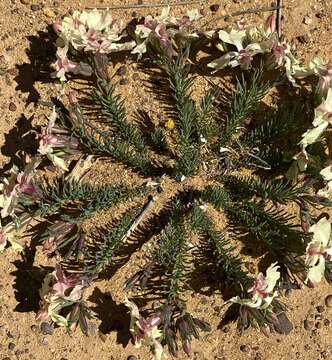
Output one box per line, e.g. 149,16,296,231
55,9,134,62
125,298,163,360
300,88,332,148
305,217,332,285
229,262,280,309
0,159,40,218
37,265,87,327
313,87,332,127
0,221,23,253
218,29,246,50
208,29,263,71
317,165,332,197
309,57,332,96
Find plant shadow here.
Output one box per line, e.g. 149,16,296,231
88,287,131,346
14,25,57,105
0,114,36,171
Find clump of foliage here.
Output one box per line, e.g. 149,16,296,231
1,7,332,360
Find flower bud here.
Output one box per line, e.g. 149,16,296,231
182,339,192,356
53,21,62,33
265,14,276,35
148,313,162,327
68,90,78,104
193,317,211,332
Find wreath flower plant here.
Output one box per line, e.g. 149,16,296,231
1,6,332,360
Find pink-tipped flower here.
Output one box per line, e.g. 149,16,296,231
37,264,90,328
229,263,280,310
42,221,76,253
155,23,171,48
125,298,163,360
272,42,288,65
37,107,80,171
265,14,276,35
248,273,268,298
52,264,79,298
68,90,78,104
0,159,40,218
16,171,39,196
238,49,255,69
53,21,62,33
178,15,191,28
315,60,332,96
237,17,246,30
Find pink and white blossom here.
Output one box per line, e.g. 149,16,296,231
0,159,41,218
125,298,163,360
229,263,280,309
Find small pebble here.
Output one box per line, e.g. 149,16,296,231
8,342,15,351
43,7,55,17
40,322,54,335
304,319,314,331
240,344,250,353
8,102,17,111
119,78,129,85
210,4,220,12
31,3,41,11
40,337,48,346
20,0,29,4
311,329,318,336
127,356,138,360
222,326,230,333
15,349,25,357
315,314,323,321
316,305,325,313
254,352,263,360
315,12,325,19
296,35,310,44
325,295,332,307
117,65,127,76
200,297,208,305
315,322,322,329
30,325,39,333
303,16,312,25
321,351,329,359
323,319,330,327
6,331,14,339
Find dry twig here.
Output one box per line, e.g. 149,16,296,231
86,0,202,10
120,195,156,243
203,5,283,29
276,0,283,39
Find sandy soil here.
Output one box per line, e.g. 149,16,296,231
0,0,332,359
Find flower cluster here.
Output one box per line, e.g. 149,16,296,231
0,158,41,218
132,7,201,57
53,9,135,80
125,298,163,360
37,107,81,171
37,265,92,332
229,262,280,310
305,217,332,286
290,60,332,192
52,7,203,80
